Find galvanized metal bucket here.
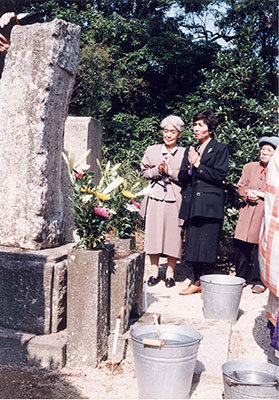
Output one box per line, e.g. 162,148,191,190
200,274,245,323
222,360,279,399
130,324,202,399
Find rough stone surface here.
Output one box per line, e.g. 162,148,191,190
0,244,72,334
107,236,136,251
0,20,80,249
109,251,145,334
62,116,103,243
0,327,66,369
67,245,114,368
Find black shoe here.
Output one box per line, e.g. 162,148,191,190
147,276,160,286
165,277,175,288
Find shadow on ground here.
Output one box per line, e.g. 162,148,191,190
253,311,278,365
0,363,84,399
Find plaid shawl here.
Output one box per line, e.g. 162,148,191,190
259,146,279,325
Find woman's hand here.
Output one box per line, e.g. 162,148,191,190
0,12,15,53
188,146,200,167
0,33,11,53
159,157,172,176
246,189,261,202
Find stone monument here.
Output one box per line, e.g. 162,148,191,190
0,19,80,368
0,19,80,250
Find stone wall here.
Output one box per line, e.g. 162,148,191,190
0,19,80,250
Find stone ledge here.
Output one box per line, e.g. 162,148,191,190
0,327,67,369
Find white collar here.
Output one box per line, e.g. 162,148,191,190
162,144,178,155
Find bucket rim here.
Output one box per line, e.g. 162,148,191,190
222,360,279,387
200,274,245,286
130,324,203,347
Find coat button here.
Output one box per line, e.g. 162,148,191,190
200,169,203,173
197,192,201,196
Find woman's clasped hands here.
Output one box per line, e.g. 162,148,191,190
188,146,200,168
159,156,172,176
245,189,264,202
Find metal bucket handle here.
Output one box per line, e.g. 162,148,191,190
224,372,279,389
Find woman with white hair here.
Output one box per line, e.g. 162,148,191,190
140,115,186,287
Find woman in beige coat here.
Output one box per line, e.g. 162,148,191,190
140,115,185,287
234,136,279,293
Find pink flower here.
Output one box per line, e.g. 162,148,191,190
74,173,83,178
94,206,110,218
132,199,141,209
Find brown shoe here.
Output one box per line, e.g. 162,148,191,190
179,284,202,295
252,284,266,294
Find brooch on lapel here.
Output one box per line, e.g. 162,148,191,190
208,148,213,153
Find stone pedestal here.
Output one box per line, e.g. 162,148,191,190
67,244,113,368
0,244,72,335
109,251,145,334
0,19,80,249
62,116,103,243
107,236,136,251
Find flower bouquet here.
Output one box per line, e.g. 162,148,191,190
96,160,150,239
62,150,123,250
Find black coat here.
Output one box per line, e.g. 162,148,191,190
178,138,229,222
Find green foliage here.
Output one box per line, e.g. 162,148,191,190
3,0,278,239
174,39,278,237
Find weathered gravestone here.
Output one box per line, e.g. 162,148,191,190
0,19,80,250
0,20,80,367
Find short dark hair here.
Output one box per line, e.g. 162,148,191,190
193,110,219,133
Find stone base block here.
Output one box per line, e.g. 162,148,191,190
67,245,113,368
109,251,145,334
107,236,136,251
0,244,72,334
0,327,66,369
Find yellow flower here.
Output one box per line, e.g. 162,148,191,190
97,191,111,201
122,190,134,199
88,188,96,194
80,187,87,193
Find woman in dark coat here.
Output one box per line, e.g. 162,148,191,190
178,110,229,295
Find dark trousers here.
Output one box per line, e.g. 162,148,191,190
192,262,215,283
234,239,264,286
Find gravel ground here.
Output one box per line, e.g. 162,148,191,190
0,257,277,399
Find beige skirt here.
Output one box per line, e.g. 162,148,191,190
144,197,182,259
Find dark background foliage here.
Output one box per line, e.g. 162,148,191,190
1,0,278,236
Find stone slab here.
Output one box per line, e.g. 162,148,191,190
62,116,103,243
109,252,145,334
0,327,66,369
0,243,73,334
0,19,80,249
67,245,113,368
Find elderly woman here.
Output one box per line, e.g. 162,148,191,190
140,115,185,287
178,110,229,295
234,136,279,294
